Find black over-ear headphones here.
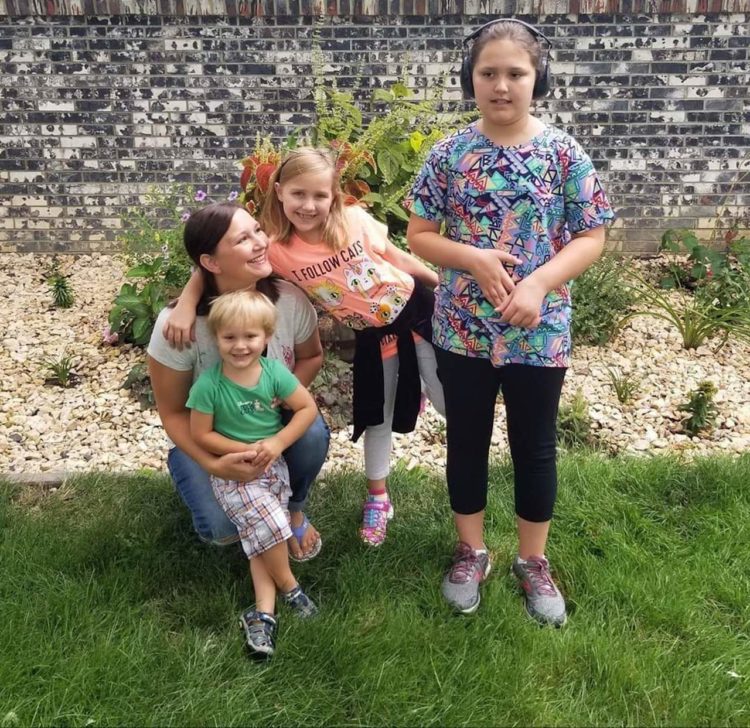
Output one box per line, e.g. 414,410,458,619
460,18,552,100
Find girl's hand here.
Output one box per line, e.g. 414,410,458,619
469,249,522,308
163,306,197,351
496,277,546,328
252,436,284,469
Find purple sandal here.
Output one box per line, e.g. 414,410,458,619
289,514,322,562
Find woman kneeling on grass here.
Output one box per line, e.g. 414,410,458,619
147,202,330,564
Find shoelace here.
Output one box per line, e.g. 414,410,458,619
450,547,480,583
363,502,387,528
524,558,557,596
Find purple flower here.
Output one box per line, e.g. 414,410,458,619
228,190,239,201
102,325,119,345
180,211,191,222
194,190,207,202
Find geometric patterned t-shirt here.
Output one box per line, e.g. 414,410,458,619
404,122,615,368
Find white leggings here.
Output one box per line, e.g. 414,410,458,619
363,338,446,481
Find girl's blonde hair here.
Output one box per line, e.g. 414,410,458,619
260,146,350,252
207,289,277,338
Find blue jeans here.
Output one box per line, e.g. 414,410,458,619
167,413,330,546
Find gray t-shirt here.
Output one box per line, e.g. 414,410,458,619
147,279,318,381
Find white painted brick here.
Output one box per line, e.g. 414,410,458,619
40,124,79,136
687,87,724,98
38,101,75,112
11,196,47,206
133,137,172,148
60,137,97,148
668,75,707,86
8,172,45,182
162,101,188,112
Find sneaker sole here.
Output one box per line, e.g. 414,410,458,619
453,561,492,615
523,603,567,628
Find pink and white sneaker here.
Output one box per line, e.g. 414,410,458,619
359,497,394,547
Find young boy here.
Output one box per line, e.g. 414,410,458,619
186,289,319,658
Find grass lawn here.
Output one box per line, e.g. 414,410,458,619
1,454,749,726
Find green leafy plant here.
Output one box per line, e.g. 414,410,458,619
122,363,155,410
660,154,750,295
572,255,635,346
619,270,750,351
557,390,596,450
43,353,79,388
659,229,725,290
333,84,454,229
45,259,75,309
679,381,718,437
660,227,750,305
109,185,217,346
109,258,172,346
605,366,640,404
237,42,470,238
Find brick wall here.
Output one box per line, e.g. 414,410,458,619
1,0,748,254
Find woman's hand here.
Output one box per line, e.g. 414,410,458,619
468,249,521,308
163,306,197,351
252,436,284,470
212,450,265,481
496,276,547,328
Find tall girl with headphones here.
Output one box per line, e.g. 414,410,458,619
406,19,614,624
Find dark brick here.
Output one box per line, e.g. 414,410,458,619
0,11,748,253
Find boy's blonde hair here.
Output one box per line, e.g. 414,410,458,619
207,289,277,337
260,146,350,252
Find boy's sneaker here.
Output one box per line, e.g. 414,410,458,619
512,555,567,627
441,541,492,614
281,585,319,619
239,609,277,658
359,498,394,547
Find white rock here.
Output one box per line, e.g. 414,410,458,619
3,253,750,474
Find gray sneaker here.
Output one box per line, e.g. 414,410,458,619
512,555,567,627
441,542,492,614
239,609,277,659
281,585,319,619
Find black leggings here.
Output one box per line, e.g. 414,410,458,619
434,347,566,522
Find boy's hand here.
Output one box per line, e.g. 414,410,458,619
496,277,546,328
252,436,285,469
163,306,197,351
213,450,264,482
469,249,521,308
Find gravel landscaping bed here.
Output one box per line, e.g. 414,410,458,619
2,253,749,477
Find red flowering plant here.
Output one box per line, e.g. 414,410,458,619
236,135,376,214
238,137,283,216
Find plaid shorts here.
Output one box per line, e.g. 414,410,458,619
209,457,292,559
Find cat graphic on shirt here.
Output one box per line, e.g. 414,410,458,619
344,254,381,298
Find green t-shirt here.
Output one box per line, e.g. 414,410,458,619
186,357,300,443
